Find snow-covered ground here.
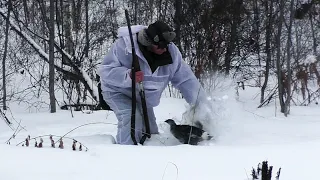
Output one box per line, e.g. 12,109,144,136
1,84,320,180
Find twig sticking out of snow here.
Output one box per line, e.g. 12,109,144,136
79,144,82,151
58,139,64,149
72,140,77,151
25,137,29,147
38,138,43,148
276,168,281,179
16,134,89,151
5,111,28,145
161,162,179,180
54,122,116,146
251,161,281,180
50,135,55,148
35,139,38,147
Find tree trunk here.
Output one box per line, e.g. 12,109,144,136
72,0,82,32
2,0,12,111
148,0,154,23
22,0,29,26
224,0,242,75
49,0,56,113
162,0,169,19
64,1,73,58
260,0,273,104
38,1,48,52
276,0,285,113
174,0,183,55
56,0,65,66
284,0,295,116
110,0,118,41
133,0,138,24
85,0,89,58
157,0,162,18
309,13,317,54
253,0,261,86
294,19,301,65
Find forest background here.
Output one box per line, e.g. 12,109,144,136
0,0,319,115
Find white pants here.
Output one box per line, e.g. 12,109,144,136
102,91,159,145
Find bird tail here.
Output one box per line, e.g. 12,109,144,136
195,121,214,141
194,121,203,129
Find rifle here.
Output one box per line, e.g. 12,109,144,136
125,9,151,145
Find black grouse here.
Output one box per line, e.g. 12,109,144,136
164,119,213,145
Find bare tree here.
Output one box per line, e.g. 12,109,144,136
260,0,273,104
284,0,295,116
49,0,56,113
224,0,243,75
2,0,12,110
276,0,285,113
309,9,317,55
0,9,99,105
253,0,261,86
85,0,89,58
173,0,183,54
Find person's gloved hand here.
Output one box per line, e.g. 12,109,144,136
130,70,144,83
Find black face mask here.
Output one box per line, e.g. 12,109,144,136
156,41,170,49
